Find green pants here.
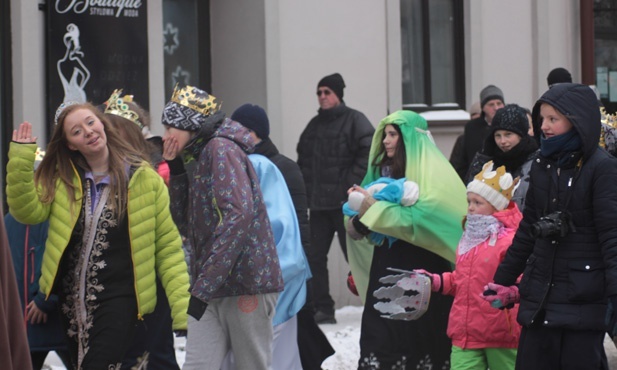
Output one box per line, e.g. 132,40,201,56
451,345,517,370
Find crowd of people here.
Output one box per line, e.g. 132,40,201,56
2,66,617,370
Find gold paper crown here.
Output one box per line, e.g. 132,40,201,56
601,107,617,129
104,89,143,128
170,84,221,117
472,161,519,202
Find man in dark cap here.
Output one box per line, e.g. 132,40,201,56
547,67,572,88
231,103,336,369
296,73,374,324
450,84,505,181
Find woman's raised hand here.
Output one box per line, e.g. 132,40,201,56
12,122,38,144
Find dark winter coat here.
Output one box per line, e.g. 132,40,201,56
450,115,492,180
254,138,310,254
5,214,67,353
297,103,374,210
493,83,617,331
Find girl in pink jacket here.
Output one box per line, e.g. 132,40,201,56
416,161,522,369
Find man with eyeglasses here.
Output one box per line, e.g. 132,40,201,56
297,72,374,324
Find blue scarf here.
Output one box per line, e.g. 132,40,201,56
540,130,582,165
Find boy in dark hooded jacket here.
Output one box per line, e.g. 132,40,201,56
482,83,617,369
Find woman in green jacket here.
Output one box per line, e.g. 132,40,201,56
7,102,189,370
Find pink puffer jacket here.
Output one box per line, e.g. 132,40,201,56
441,202,522,349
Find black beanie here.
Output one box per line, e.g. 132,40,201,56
490,104,529,138
318,73,345,101
480,85,505,108
547,67,572,87
231,103,270,140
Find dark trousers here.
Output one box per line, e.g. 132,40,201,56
121,280,180,370
297,308,335,369
31,350,72,370
516,324,608,370
62,295,138,369
308,209,347,314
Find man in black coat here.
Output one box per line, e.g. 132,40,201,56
451,84,505,181
231,104,335,370
296,73,374,324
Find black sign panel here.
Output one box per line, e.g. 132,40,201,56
162,0,200,98
46,0,149,127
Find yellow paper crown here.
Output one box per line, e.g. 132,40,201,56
170,84,221,117
104,89,143,128
473,161,519,202
601,107,617,129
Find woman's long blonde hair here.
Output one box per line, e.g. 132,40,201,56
35,103,148,220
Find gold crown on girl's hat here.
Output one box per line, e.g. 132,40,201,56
171,84,221,117
472,161,519,200
104,89,143,128
467,161,519,210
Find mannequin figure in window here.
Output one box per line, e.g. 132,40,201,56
57,23,90,104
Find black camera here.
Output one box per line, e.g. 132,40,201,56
530,211,569,239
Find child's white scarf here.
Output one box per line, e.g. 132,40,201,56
459,214,503,256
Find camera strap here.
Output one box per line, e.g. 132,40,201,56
563,159,583,208
557,160,583,233
545,158,581,209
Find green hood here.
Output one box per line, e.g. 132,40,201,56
347,110,467,302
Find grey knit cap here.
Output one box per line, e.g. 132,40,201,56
480,85,505,108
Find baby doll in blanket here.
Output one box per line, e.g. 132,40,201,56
343,177,420,246
344,177,420,213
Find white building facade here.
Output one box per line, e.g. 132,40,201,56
4,0,590,307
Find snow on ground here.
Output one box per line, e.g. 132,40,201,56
44,305,364,370
45,304,617,370
319,305,363,370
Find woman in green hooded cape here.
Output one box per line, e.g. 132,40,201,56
346,110,467,369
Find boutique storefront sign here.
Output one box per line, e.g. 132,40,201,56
46,0,148,126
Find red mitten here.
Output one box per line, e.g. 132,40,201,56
347,271,359,296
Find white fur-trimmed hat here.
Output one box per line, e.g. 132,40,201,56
467,161,519,211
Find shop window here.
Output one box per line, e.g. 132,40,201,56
162,0,211,96
595,0,617,113
400,0,465,111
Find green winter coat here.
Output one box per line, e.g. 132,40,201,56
347,110,467,302
6,143,189,330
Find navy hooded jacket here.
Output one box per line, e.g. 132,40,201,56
493,83,617,330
